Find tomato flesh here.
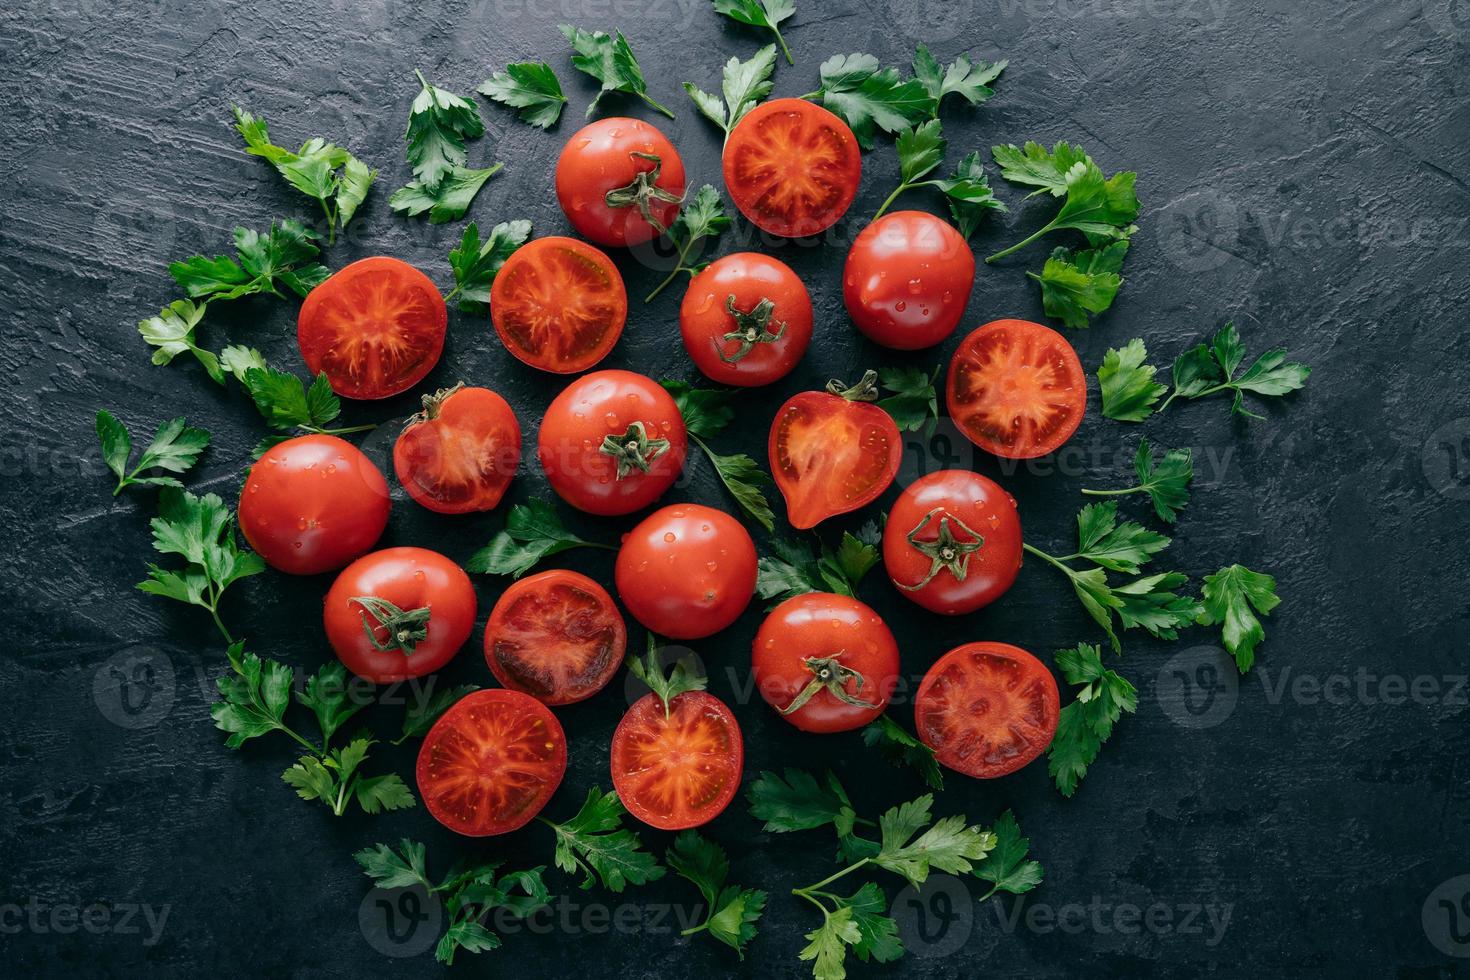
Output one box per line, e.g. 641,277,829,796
611,691,743,831
914,642,1059,779
416,689,567,836
723,98,861,237
770,392,900,529
485,571,627,706
393,386,520,514
947,319,1086,459
490,236,627,374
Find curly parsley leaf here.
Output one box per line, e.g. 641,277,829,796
991,139,1092,197
560,25,674,119
446,219,532,312
139,299,223,384
748,769,859,835
1098,338,1167,421
1161,322,1311,419
404,70,484,192
1047,643,1138,797
466,499,614,578
973,810,1044,897
876,364,940,435
231,106,376,243
645,185,731,301
713,0,795,64
661,380,775,531
477,62,567,129
1030,239,1128,329
95,411,209,496
685,45,776,138
389,163,503,224
809,53,931,149
862,714,942,790
912,42,1005,114
756,526,881,604
543,787,665,892
1198,564,1279,672
1084,439,1192,523
666,831,766,957
987,159,1138,263
137,489,265,643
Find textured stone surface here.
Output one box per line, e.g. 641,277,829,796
2,0,1468,976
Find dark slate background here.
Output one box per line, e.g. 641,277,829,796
3,0,1469,976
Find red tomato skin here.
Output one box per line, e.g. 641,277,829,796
680,253,813,387
614,504,757,640
323,547,476,683
238,434,390,576
611,690,744,830
537,370,688,516
490,236,628,374
393,386,521,515
844,211,975,350
946,319,1087,460
752,593,901,733
884,470,1023,615
723,98,862,237
555,118,686,248
769,391,901,529
297,256,447,400
416,689,568,836
483,569,627,706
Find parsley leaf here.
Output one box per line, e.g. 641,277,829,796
560,25,674,119
912,42,1005,115
404,70,485,192
465,499,615,578
991,140,1092,197
1030,239,1128,328
137,489,265,643
1097,338,1167,421
170,221,329,302
800,904,861,980
747,769,858,835
645,185,731,301
139,299,223,384
862,714,942,790
1084,439,1192,523
1047,643,1137,797
871,795,997,887
1198,564,1280,672
973,810,1044,897
666,831,766,957
477,62,567,129
628,634,708,717
211,642,295,747
95,411,209,496
541,787,665,892
1160,322,1311,419
660,380,775,531
389,163,503,224
684,46,776,141
396,683,479,744
986,158,1138,263
713,0,795,64
838,882,905,966
756,525,881,604
446,219,532,312
807,53,931,149
934,150,1005,238
875,364,941,435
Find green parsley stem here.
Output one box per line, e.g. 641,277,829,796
792,858,870,898
208,603,235,645
1021,541,1078,578
985,221,1057,263
642,93,676,119
772,27,794,65
680,921,710,937
796,89,822,101
645,236,698,302
873,184,907,220
308,423,378,437
1079,487,1136,497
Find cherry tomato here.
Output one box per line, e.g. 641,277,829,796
612,689,743,830
752,593,900,733
484,570,627,706
884,470,1023,615
297,256,446,399
614,504,757,640
555,118,686,248
769,373,901,529
537,370,688,516
490,236,627,374
946,319,1086,459
723,98,862,237
323,547,476,683
393,384,520,515
844,211,974,350
679,252,813,387
238,434,390,576
914,642,1059,779
416,689,567,836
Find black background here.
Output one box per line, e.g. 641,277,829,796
3,0,1469,976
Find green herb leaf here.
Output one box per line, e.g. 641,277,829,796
1030,240,1128,329
661,380,775,530
355,772,417,814
862,714,942,790
466,500,611,578
991,140,1092,197
1047,643,1138,796
646,186,731,300
987,158,1138,263
871,795,996,887
628,634,708,716
747,769,857,835
296,661,365,744
1098,338,1167,421
876,364,940,434
211,642,295,748
1198,564,1279,672
800,904,861,980
1112,571,1202,640
139,299,223,384
713,0,796,64
241,366,340,431
912,42,1005,114
685,45,776,134
478,62,567,129
1120,439,1192,523
389,163,503,224
447,219,532,312
397,683,479,744
837,882,905,965
96,411,210,495
232,106,377,241
812,53,931,149
354,839,435,890
404,71,485,192
560,25,674,119
973,810,1043,896
1161,322,1310,418
545,788,665,892
666,831,766,957
895,118,945,183
757,530,879,604
661,379,735,439
934,150,1005,238
137,489,264,642
1074,500,1170,574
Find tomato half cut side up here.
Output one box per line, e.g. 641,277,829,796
914,642,1060,779
416,689,568,836
297,256,447,400
611,691,744,831
946,319,1086,459
490,236,627,374
723,98,862,238
484,570,628,706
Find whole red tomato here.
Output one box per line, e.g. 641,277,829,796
752,593,900,733
537,370,687,516
238,434,390,575
323,547,476,683
679,252,812,387
393,384,520,515
884,470,1023,615
723,98,862,237
844,211,974,350
555,117,686,248
490,236,627,374
614,504,757,640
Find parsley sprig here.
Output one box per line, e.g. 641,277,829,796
667,831,767,957
1198,564,1280,672
644,185,731,301
1030,239,1129,328
1046,643,1137,797
873,120,1005,235
912,42,1005,116
756,523,881,605
217,348,375,455
685,46,776,145
95,411,209,496
540,787,666,892
136,489,265,642
478,62,567,129
445,219,532,312
561,25,674,119
1082,438,1193,524
801,54,931,149
986,156,1139,263
391,71,500,223
661,380,776,531
713,0,796,64
628,634,709,716
861,714,943,790
231,108,376,244
465,499,615,578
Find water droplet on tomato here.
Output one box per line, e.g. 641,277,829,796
706,561,718,572
605,412,620,428
895,301,906,311
663,531,677,543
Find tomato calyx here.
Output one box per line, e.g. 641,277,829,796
599,421,672,479
824,369,882,403
897,507,987,591
718,295,787,364
627,636,707,718
781,651,883,716
350,595,432,656
603,152,685,235
406,381,465,426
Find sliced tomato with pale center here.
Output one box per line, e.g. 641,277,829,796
946,318,1086,459
416,689,567,836
611,691,743,831
723,98,862,238
490,236,627,374
484,570,627,706
297,256,447,400
914,641,1059,779
393,384,520,514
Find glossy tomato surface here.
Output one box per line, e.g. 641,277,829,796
490,236,627,373
323,547,476,683
393,385,520,514
614,504,756,640
238,434,390,576
484,570,627,706
947,319,1086,459
752,593,900,733
537,370,687,516
555,117,686,248
416,689,567,836
611,690,743,830
884,470,1023,615
680,252,812,387
915,642,1059,779
297,256,446,399
844,211,975,350
723,98,861,237
769,386,900,529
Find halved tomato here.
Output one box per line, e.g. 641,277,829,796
769,372,901,529
490,236,627,374
393,384,520,514
914,642,1059,779
611,689,743,830
723,98,862,237
484,570,627,706
946,319,1086,459
297,256,447,399
416,689,567,836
